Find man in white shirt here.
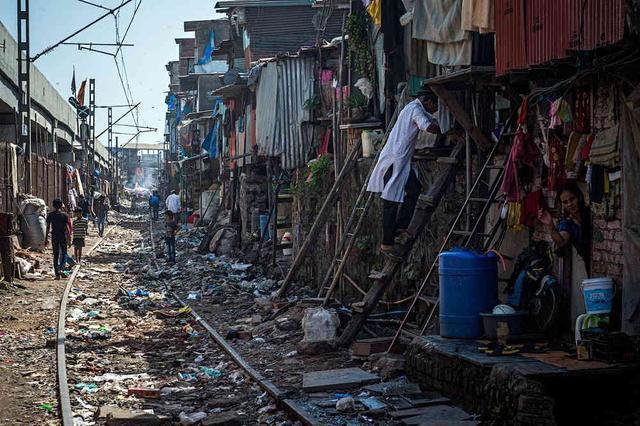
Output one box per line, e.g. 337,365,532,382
367,90,440,256
165,189,181,217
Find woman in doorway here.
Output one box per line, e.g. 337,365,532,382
538,182,591,271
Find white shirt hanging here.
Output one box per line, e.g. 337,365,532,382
367,99,436,203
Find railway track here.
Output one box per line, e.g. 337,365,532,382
146,217,320,425
55,215,317,425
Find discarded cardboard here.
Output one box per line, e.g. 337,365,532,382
98,405,169,425
351,337,395,356
302,367,379,392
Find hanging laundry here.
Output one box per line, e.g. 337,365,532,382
461,0,494,33
549,98,572,129
573,88,591,133
520,190,545,228
593,84,616,129
413,0,471,66
590,124,620,167
501,97,536,202
367,0,382,26
547,135,566,191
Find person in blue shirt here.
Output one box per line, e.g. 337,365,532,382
538,182,591,274
149,190,161,221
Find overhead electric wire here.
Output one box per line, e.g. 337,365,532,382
31,0,134,61
113,0,143,138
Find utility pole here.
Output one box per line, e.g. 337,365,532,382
17,0,31,193
115,136,119,201
89,78,96,187
107,107,113,197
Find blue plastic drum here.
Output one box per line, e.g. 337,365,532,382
439,248,498,338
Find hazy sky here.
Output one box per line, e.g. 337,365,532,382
0,0,223,146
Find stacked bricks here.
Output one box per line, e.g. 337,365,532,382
591,207,624,281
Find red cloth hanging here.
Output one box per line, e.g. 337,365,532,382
501,97,531,202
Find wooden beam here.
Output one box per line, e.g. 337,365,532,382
429,84,492,152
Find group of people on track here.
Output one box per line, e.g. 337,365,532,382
44,189,110,280
44,188,183,279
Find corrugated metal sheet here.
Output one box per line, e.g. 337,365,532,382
496,0,626,75
567,0,626,50
526,0,569,66
495,0,527,76
255,56,314,169
246,6,343,58
256,62,279,156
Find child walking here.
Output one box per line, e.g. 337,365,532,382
72,207,88,264
164,210,178,263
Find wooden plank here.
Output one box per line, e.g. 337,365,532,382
429,84,492,152
302,368,379,392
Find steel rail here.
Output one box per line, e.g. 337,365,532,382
56,221,121,425
146,218,319,425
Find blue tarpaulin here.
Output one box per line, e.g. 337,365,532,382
197,31,215,65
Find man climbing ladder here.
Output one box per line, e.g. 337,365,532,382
367,90,440,258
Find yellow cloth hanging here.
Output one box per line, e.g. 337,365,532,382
367,0,382,26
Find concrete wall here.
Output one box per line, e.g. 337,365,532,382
0,21,77,141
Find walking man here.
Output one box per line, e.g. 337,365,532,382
367,90,440,257
164,210,178,263
149,190,161,221
93,193,109,237
165,189,181,221
45,198,71,280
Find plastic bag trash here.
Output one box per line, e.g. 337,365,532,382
194,355,204,363
178,372,197,381
230,262,252,271
301,307,339,343
38,403,54,413
187,292,199,300
206,254,216,261
75,383,98,393
68,307,85,321
336,397,356,412
200,367,222,379
92,373,150,382
15,257,34,275
128,289,149,297
82,298,99,306
179,411,207,425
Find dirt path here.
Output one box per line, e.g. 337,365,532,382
0,225,102,425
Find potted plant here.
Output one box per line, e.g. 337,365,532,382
345,92,368,122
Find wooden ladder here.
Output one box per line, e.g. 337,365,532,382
276,88,410,298
386,115,517,351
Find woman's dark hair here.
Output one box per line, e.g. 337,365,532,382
53,198,63,209
556,181,588,221
556,181,592,270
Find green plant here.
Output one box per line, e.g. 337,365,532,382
345,92,367,109
346,10,373,80
307,154,331,188
304,95,320,111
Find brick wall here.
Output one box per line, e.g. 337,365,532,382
591,207,624,280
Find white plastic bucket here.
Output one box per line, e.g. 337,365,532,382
581,277,614,314
361,129,383,158
281,232,293,256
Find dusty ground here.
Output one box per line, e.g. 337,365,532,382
0,224,102,425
